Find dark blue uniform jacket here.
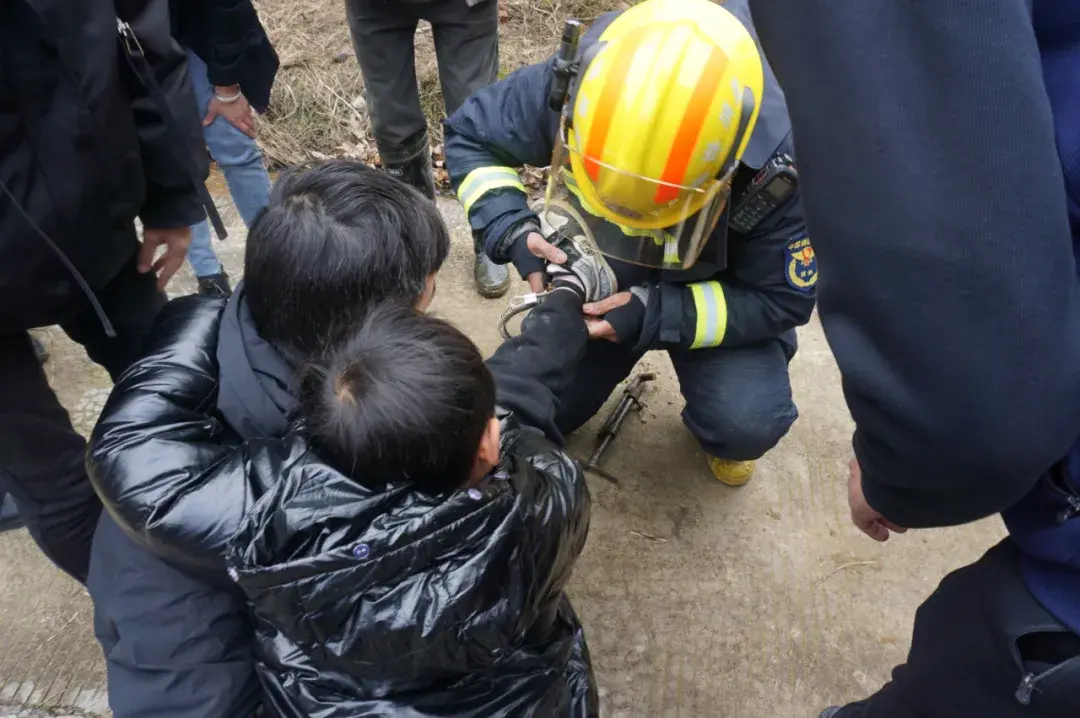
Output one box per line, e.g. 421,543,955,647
749,0,1080,635
444,0,815,354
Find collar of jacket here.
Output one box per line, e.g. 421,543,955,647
216,282,298,440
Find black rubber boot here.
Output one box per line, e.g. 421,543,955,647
386,152,509,298
198,271,232,299
474,253,510,298
385,154,437,202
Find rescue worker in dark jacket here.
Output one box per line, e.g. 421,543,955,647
88,159,605,716
747,0,1080,715
444,0,815,485
0,0,208,581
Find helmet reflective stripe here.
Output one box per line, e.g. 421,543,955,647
657,43,729,202
581,24,650,182
457,166,525,216
567,0,763,231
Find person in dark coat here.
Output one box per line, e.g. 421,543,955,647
170,0,279,298
747,0,1080,715
0,0,208,582
85,161,446,718
87,159,602,716
344,0,511,299
444,0,814,488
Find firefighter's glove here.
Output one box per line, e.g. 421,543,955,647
583,286,650,344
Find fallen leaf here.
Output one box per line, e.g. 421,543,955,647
630,530,668,544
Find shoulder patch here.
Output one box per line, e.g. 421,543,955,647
785,235,817,292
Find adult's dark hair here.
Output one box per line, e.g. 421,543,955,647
245,160,450,357
301,303,496,494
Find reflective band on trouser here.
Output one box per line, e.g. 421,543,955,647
688,281,727,349
457,166,526,216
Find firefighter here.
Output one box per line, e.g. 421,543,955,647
444,0,815,484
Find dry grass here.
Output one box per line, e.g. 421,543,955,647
254,0,630,185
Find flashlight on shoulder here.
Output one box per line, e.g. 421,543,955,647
548,20,583,112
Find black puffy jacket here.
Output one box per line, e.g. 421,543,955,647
89,295,598,717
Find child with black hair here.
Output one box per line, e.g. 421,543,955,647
89,154,616,716
87,159,451,718
221,248,616,716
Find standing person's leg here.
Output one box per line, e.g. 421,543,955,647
823,540,1080,718
346,0,431,196
186,51,272,228
668,340,797,485
0,332,99,581
187,222,230,297
184,49,233,297
0,242,164,583
427,0,508,298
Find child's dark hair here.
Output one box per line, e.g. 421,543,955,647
245,160,450,358
301,303,497,494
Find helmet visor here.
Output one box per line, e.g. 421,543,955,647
545,125,734,271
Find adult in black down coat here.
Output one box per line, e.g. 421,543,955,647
89,300,599,716
87,161,599,716
0,0,208,582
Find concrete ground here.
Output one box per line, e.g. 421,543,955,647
0,194,1005,718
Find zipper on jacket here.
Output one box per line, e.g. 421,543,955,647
1056,494,1080,524
1045,466,1080,524
1010,626,1074,706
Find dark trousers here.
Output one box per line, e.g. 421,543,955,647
0,253,163,583
346,0,499,163
835,540,1080,718
555,339,798,461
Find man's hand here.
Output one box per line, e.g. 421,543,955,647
583,289,649,344
524,231,567,292
204,86,257,138
848,458,907,542
138,227,192,290
583,292,632,341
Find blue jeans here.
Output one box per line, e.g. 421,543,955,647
186,50,272,278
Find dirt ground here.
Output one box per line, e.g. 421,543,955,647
0,197,1005,717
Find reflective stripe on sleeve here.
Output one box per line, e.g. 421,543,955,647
688,280,728,349
457,166,526,215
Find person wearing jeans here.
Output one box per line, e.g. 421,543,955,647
171,0,279,298
345,0,510,299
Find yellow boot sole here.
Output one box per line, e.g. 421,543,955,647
708,457,755,487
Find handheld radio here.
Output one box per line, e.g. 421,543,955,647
728,153,798,234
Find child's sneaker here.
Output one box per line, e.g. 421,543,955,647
540,200,617,304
